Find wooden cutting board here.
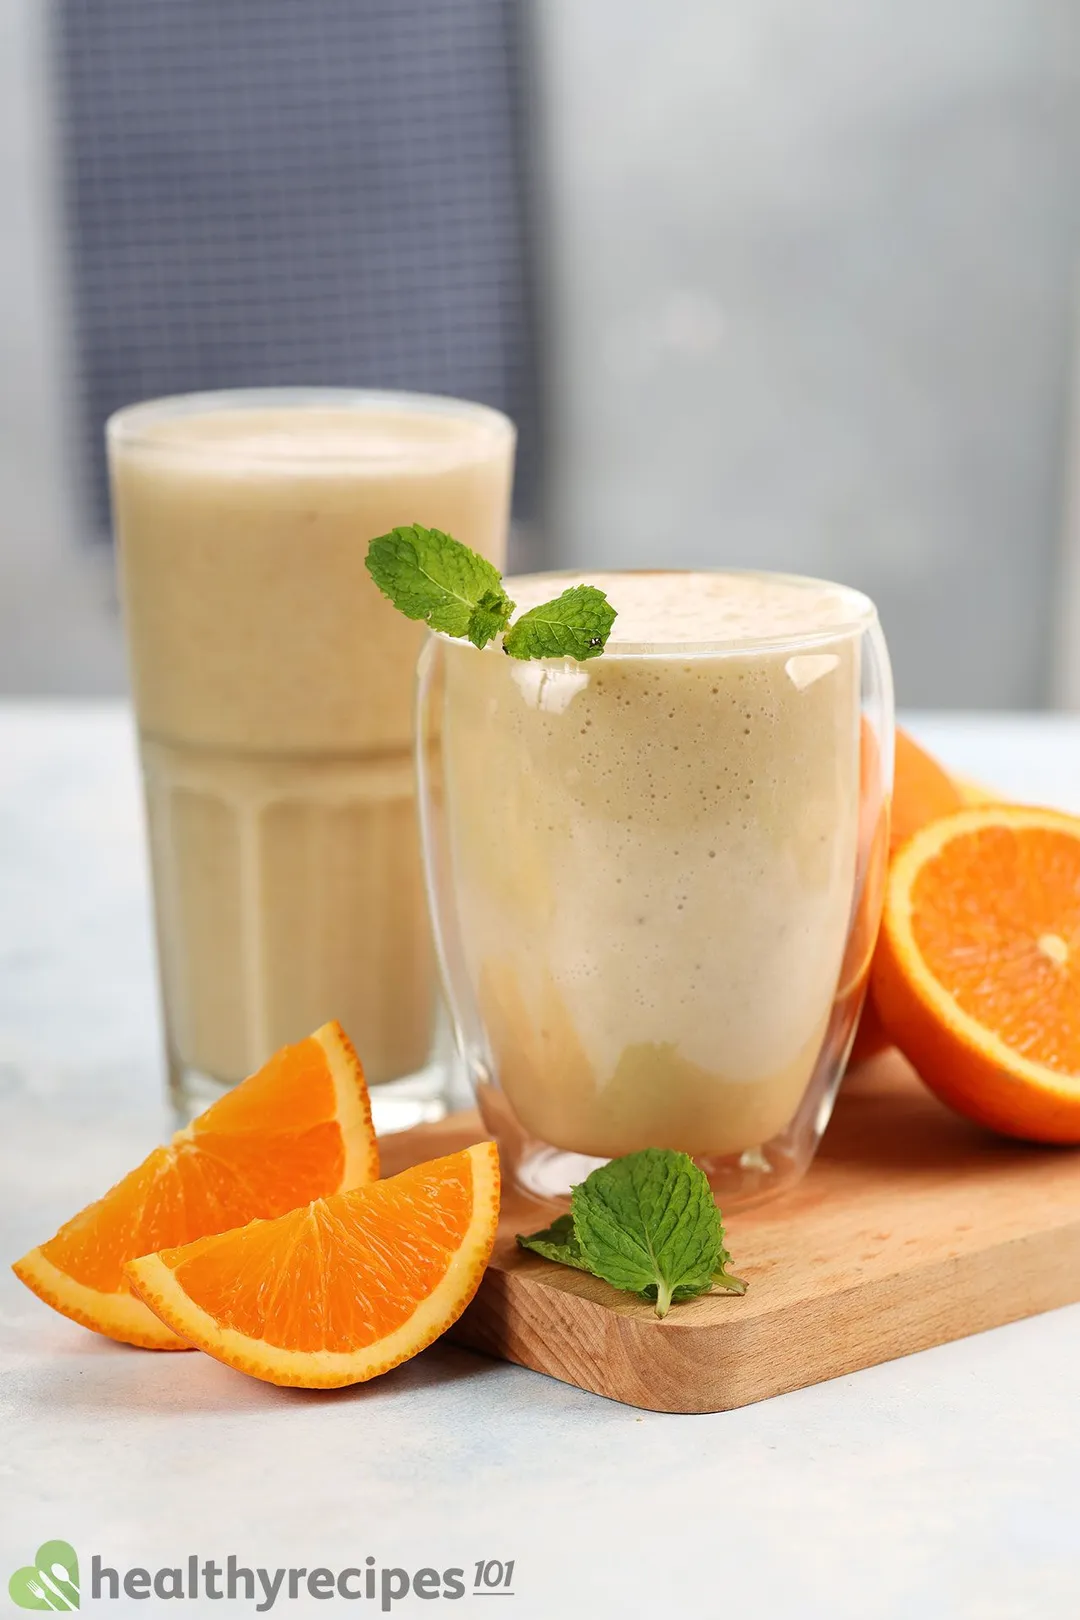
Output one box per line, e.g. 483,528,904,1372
379,1053,1080,1413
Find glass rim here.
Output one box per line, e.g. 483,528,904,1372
436,567,879,658
105,387,516,462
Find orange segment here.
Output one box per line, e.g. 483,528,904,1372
872,805,1080,1142
12,1021,377,1349
126,1144,500,1388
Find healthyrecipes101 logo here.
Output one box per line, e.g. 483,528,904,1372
9,1541,80,1610
9,1542,518,1611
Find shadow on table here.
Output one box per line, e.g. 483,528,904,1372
822,1052,1061,1180
14,1330,502,1417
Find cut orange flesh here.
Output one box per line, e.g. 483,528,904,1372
872,805,1080,1141
126,1144,500,1388
12,1022,377,1348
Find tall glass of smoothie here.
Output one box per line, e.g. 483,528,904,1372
107,389,515,1126
418,570,892,1207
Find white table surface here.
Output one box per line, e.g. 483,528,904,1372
2,703,1078,1620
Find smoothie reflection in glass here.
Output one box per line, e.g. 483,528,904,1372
108,389,515,1125
418,570,893,1207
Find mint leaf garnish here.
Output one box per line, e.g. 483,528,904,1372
502,584,616,662
467,588,516,651
516,1213,592,1271
365,526,618,661
366,524,515,649
518,1148,746,1317
572,1149,723,1317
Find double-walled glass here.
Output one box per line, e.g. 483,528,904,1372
417,570,893,1208
108,388,515,1126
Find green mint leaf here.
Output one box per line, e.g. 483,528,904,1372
366,524,514,644
502,584,617,662
467,587,517,650
710,1263,748,1296
366,529,616,662
516,1213,592,1272
516,1151,748,1314
572,1149,724,1318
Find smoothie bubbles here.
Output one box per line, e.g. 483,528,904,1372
107,390,515,1126
418,570,894,1207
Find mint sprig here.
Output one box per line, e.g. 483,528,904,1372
502,584,616,662
365,524,616,661
518,1149,746,1317
365,525,516,649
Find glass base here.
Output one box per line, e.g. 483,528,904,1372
168,1051,451,1135
493,1123,808,1212
472,1002,855,1213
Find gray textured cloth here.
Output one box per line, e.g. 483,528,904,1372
55,0,538,525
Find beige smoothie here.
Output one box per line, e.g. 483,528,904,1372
439,570,867,1160
108,391,514,1099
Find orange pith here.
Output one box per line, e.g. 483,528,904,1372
12,1022,377,1348
126,1143,501,1388
872,805,1080,1142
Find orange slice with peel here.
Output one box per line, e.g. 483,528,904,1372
12,1022,377,1349
126,1144,500,1388
872,804,1080,1142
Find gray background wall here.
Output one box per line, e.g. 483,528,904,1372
533,0,1080,707
3,0,1080,708
0,0,125,694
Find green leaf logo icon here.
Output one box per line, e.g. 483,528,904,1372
8,1541,79,1610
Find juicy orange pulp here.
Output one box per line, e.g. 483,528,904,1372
908,819,1080,1074
873,805,1080,1141
127,1143,501,1387
13,1022,377,1347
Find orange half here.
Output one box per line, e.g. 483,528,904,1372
13,1022,378,1349
126,1144,500,1388
873,805,1080,1141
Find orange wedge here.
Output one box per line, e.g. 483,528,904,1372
13,1022,377,1349
872,805,1080,1142
126,1144,500,1388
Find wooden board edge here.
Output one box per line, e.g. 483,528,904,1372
449,1221,1080,1412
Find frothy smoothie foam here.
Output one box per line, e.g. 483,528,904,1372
440,570,868,1161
